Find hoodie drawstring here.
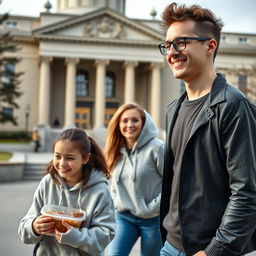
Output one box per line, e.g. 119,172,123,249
116,157,126,183
58,185,64,210
78,188,82,210
132,150,138,181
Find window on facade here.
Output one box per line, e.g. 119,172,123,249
75,113,80,119
238,74,247,92
4,21,17,28
76,69,89,96
105,71,115,97
3,107,13,117
2,63,15,83
82,113,87,120
221,36,226,42
238,37,247,43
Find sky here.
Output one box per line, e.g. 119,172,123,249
0,0,256,34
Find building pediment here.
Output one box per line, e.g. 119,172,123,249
33,8,164,44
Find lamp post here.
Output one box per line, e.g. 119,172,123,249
25,104,31,134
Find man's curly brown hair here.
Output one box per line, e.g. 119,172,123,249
161,2,224,59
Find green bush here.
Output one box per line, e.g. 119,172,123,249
0,151,13,161
0,131,32,140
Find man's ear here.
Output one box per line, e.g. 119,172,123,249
207,39,217,56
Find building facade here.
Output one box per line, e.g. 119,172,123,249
1,0,256,135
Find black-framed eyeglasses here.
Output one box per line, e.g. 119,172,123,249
158,37,211,55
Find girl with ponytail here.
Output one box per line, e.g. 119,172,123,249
19,128,115,256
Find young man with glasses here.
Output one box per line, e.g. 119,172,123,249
159,3,256,256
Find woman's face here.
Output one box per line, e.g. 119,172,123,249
119,109,143,147
53,140,89,186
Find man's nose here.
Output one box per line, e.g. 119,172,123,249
167,44,179,56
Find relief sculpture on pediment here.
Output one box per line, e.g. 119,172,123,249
83,16,125,39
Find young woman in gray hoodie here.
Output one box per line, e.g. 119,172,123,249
18,128,115,256
105,103,164,256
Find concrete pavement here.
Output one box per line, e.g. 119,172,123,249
0,143,255,256
0,181,37,256
0,180,139,256
0,142,140,255
0,179,255,256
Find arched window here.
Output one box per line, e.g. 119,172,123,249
238,74,247,92
105,71,115,97
76,69,89,96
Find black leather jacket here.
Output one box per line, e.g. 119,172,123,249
160,74,256,256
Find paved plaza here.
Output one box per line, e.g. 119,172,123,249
0,143,139,255
0,180,140,256
0,143,255,256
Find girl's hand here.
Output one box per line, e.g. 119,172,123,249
193,251,206,256
54,220,72,243
32,215,55,235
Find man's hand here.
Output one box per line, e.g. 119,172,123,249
193,251,207,256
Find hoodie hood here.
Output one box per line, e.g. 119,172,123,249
56,169,107,189
118,111,159,181
133,110,158,151
56,170,107,209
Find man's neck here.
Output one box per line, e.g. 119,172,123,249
185,70,217,100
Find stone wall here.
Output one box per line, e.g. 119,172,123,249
0,162,24,182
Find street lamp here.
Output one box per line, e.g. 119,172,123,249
24,104,31,134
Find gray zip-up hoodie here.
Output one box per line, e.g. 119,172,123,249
110,111,164,218
18,170,115,256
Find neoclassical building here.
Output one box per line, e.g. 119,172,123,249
1,0,256,136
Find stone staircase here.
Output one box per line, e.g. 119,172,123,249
23,163,48,180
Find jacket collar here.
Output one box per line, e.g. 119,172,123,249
175,73,227,107
166,73,228,145
208,73,227,107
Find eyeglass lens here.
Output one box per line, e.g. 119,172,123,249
161,38,187,55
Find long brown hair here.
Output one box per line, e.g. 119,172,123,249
161,2,223,60
105,103,145,171
46,128,110,187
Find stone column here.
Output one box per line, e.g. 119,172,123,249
94,59,109,127
123,61,138,103
150,62,163,128
245,70,256,104
38,57,52,125
226,68,239,89
64,58,79,128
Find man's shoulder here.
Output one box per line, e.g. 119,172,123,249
223,83,256,111
225,83,247,102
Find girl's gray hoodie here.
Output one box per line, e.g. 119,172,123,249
110,111,164,218
18,170,115,256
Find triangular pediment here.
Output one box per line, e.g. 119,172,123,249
33,8,164,43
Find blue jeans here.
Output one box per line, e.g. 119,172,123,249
108,211,162,256
160,241,186,256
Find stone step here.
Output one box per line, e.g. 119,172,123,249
23,163,48,180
